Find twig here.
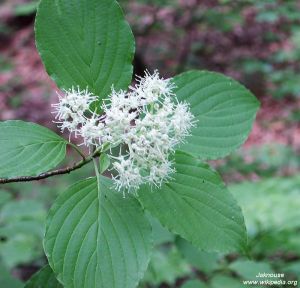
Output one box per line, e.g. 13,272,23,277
0,150,100,185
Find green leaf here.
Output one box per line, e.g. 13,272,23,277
229,260,273,280
182,280,209,288
35,0,135,102
211,275,241,288
138,152,247,254
0,121,67,178
173,71,259,160
0,234,42,268
148,214,174,246
99,153,111,174
0,199,46,268
142,246,190,286
14,1,38,16
0,191,12,207
230,176,300,235
0,261,23,288
0,220,45,239
0,199,46,223
44,177,152,288
176,237,219,274
24,265,62,288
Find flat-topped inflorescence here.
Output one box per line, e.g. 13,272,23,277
52,70,195,193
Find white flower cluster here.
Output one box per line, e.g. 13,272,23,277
52,87,97,138
52,71,195,192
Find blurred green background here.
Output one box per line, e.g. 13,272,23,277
1,0,300,287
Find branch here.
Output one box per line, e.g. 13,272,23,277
0,150,100,185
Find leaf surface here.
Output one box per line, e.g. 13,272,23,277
44,177,152,288
0,121,67,177
24,265,62,288
173,71,259,160
35,0,135,102
138,152,247,253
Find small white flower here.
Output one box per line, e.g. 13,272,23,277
103,71,195,192
52,87,97,135
80,114,105,147
130,70,175,105
52,71,195,194
112,156,144,193
148,161,175,187
170,102,195,143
